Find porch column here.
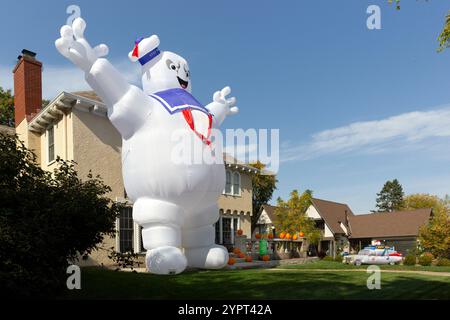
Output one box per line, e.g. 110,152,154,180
115,217,120,252
133,222,140,254
231,217,235,245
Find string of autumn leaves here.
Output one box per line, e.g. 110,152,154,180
388,0,450,52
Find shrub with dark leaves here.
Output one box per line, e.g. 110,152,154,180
0,133,119,298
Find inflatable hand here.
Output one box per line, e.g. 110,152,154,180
213,86,239,115
207,86,238,126
55,17,109,72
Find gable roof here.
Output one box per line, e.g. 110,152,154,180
311,198,354,234
223,153,260,174
28,91,107,133
348,208,432,239
71,91,102,102
258,198,354,235
258,204,283,223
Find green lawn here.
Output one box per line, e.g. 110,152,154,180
278,260,450,272
63,266,450,300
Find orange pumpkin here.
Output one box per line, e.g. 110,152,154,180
228,258,236,265
285,233,291,240
255,233,262,239
233,247,241,255
292,234,298,240
262,255,270,261
299,231,305,237
237,229,243,236
268,233,274,239
245,255,253,262
279,232,286,239
238,252,245,258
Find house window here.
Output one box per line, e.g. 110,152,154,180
225,170,232,194
215,222,220,244
222,217,232,244
232,172,240,195
119,206,133,252
47,125,55,163
224,170,241,196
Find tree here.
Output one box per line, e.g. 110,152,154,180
0,133,120,297
273,189,322,249
375,179,404,212
402,193,442,211
402,193,450,258
0,87,14,127
437,11,450,52
249,161,277,230
387,0,450,52
419,206,450,258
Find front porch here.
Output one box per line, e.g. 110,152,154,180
214,209,252,250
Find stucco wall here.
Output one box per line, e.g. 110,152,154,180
71,109,123,199
239,212,252,237
324,224,334,238
16,118,41,164
71,109,124,265
305,205,321,219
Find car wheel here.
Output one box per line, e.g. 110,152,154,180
355,260,362,266
389,261,395,265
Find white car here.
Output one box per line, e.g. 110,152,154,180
344,249,403,266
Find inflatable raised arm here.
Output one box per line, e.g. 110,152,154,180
55,17,152,139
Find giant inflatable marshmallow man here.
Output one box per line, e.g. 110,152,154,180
55,15,238,274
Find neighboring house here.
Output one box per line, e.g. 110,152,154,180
256,199,353,257
347,208,432,255
12,49,257,265
255,204,278,236
305,198,353,256
256,199,431,257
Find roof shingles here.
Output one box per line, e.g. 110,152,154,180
311,198,354,234
348,208,432,239
259,200,431,239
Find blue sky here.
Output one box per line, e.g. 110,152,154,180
1,0,450,213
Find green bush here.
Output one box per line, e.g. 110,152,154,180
403,254,417,266
323,256,334,261
436,258,450,266
0,134,119,298
418,252,434,266
335,255,344,262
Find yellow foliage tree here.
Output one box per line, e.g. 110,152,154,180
403,193,450,258
273,189,322,246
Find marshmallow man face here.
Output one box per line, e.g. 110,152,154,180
141,51,192,94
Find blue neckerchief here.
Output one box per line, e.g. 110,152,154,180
149,88,210,115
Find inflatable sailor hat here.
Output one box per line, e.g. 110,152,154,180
128,35,161,66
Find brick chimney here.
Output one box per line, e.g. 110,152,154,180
13,49,42,127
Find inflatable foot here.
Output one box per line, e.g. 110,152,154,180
185,244,229,269
146,246,187,275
